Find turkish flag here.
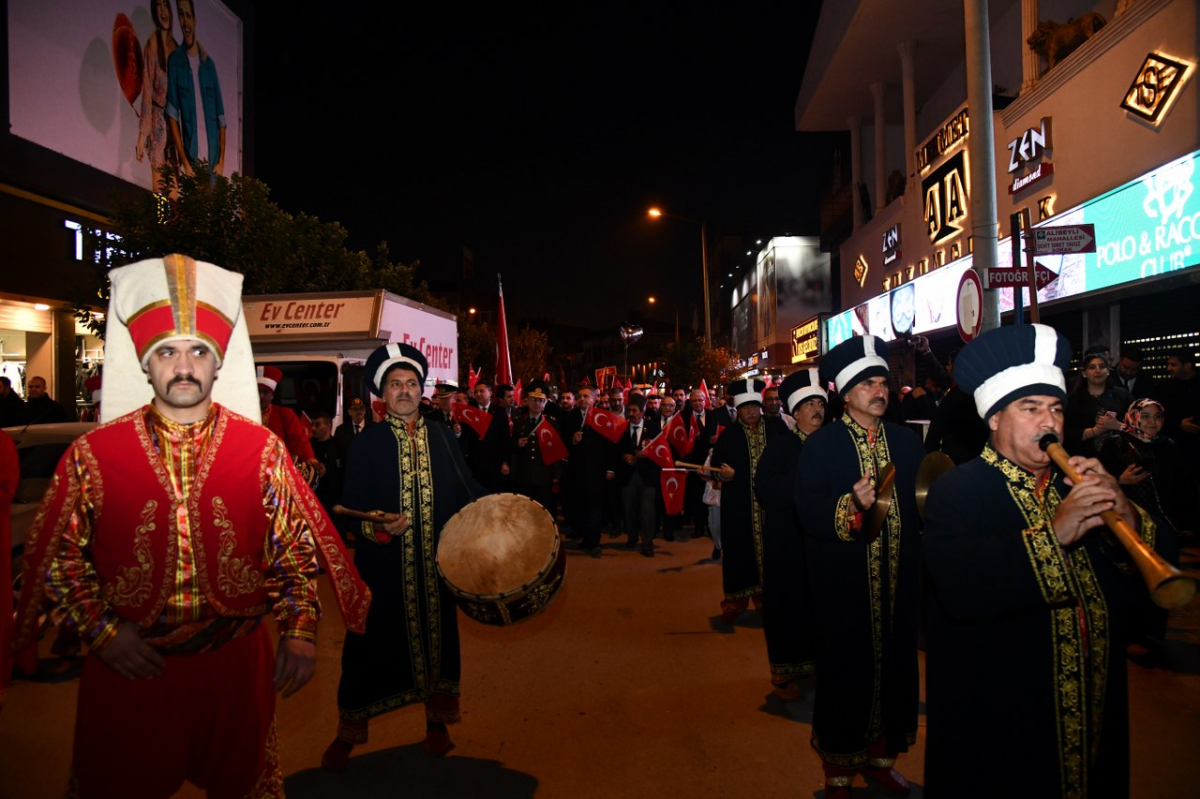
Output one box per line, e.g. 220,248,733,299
641,430,676,469
453,403,493,438
712,424,725,442
514,379,523,407
371,399,387,421
535,417,569,465
467,365,480,391
664,414,695,457
585,406,628,443
699,379,712,409
660,469,688,516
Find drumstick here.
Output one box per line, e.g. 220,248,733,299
333,505,388,522
673,460,713,472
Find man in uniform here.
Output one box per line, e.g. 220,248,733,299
710,378,788,622
324,342,485,770
796,334,924,797
923,323,1152,798
753,368,824,701
13,255,368,797
510,384,558,511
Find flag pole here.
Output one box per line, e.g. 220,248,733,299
496,273,514,386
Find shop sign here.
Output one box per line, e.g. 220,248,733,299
790,317,821,364
1007,117,1052,173
882,223,901,265
1121,52,1192,124
923,150,968,245
853,254,869,287
916,107,969,174
1010,162,1054,194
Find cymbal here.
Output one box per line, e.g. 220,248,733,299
863,462,896,544
916,452,956,521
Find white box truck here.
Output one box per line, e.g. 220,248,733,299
242,289,457,430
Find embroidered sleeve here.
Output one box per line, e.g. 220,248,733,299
834,493,862,542
43,447,122,650
1019,518,1076,605
262,441,321,642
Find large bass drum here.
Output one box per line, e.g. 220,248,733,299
437,493,566,626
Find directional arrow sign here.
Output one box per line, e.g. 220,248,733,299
985,263,1059,290
1028,224,1097,255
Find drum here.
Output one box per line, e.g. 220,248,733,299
437,493,566,626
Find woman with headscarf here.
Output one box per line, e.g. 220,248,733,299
1098,398,1193,659
1064,353,1132,456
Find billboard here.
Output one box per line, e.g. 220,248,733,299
9,0,244,191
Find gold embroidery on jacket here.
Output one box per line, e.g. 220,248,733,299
212,496,263,597
103,500,157,606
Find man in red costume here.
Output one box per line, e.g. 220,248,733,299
256,364,323,483
13,254,370,798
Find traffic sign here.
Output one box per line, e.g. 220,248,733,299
957,269,983,343
984,263,1059,290
1028,224,1097,255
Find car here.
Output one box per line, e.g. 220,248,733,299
4,422,96,591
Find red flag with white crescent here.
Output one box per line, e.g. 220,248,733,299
689,413,702,440
467,365,480,391
496,275,513,385
642,430,675,470
371,398,387,421
660,469,687,516
535,417,569,465
585,406,628,443
665,413,695,456
513,379,523,407
699,379,712,409
712,424,725,442
453,403,493,438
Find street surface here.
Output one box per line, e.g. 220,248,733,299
2,534,1199,798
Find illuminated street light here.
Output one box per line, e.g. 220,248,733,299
648,296,656,304
468,307,477,315
646,207,712,347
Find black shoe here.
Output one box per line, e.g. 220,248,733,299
641,544,654,558
664,532,675,542
588,546,603,558
711,547,722,560
624,539,638,549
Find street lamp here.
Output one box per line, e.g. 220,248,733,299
647,207,712,348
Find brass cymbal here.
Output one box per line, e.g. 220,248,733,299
863,462,896,544
916,451,956,521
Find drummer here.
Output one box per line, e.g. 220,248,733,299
322,342,486,771
795,334,925,798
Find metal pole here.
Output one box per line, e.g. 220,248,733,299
964,0,1001,332
701,221,712,348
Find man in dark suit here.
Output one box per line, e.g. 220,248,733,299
1110,347,1155,400
561,387,612,557
460,380,511,491
681,387,728,538
616,395,662,556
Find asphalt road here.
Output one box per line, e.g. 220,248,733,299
3,534,1199,798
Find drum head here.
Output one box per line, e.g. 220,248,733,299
438,493,558,597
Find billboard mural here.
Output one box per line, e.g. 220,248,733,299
9,0,243,192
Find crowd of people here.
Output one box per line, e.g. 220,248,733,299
5,253,1196,798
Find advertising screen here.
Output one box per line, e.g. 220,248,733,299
9,0,244,191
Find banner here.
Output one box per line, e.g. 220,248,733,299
535,417,568,465
660,469,688,516
452,403,492,438
641,431,676,470
584,406,628,443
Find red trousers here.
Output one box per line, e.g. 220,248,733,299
72,624,282,798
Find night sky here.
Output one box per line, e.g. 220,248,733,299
252,3,840,331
